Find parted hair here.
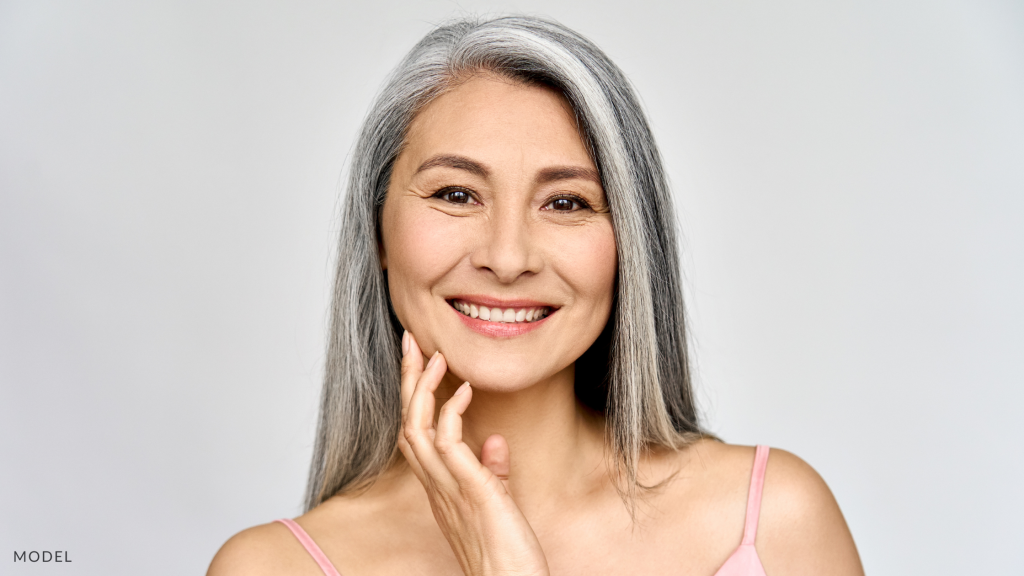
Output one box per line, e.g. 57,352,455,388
304,15,707,512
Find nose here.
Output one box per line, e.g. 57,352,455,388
469,206,543,283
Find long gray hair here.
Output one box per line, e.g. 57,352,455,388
304,15,707,511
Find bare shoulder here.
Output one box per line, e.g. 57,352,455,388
208,470,450,575
757,447,865,576
206,520,321,576
205,467,421,576
657,441,863,575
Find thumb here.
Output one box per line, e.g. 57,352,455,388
481,434,511,491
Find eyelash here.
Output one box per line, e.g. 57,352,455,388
432,187,592,212
543,194,592,212
432,186,477,205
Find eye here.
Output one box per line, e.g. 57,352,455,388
543,195,590,212
433,186,475,204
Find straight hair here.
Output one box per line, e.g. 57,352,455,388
305,15,707,512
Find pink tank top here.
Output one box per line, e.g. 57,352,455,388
277,445,770,576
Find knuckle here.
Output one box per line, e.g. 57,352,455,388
434,437,454,455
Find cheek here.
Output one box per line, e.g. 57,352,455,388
554,221,618,311
381,202,466,316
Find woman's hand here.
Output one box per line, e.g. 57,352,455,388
397,331,550,576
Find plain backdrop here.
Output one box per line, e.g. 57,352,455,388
2,0,1022,574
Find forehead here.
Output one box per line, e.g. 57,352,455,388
400,74,595,171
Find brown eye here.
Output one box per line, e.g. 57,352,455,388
434,187,474,204
544,195,589,212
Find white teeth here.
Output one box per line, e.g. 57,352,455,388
453,300,552,324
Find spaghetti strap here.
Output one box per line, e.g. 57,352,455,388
709,445,770,575
274,518,343,576
741,445,771,546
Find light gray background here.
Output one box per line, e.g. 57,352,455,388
2,0,1022,574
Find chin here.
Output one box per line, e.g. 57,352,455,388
444,358,557,393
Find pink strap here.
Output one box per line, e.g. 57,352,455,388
274,518,343,576
741,445,771,546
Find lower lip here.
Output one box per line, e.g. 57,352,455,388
451,305,553,337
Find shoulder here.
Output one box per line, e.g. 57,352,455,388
657,441,862,575
206,520,321,576
757,447,865,575
668,440,852,527
760,447,837,517
207,470,444,575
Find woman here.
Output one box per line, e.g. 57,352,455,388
209,16,863,576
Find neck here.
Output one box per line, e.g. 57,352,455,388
432,364,609,515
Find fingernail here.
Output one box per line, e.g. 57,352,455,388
426,350,439,368
402,330,409,354
453,382,470,396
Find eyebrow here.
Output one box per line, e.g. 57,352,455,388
414,154,489,178
535,166,601,185
413,154,601,185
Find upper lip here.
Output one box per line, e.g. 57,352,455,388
447,294,559,309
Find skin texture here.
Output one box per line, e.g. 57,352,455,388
208,74,864,576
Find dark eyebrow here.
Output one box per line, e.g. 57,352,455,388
535,166,601,185
414,154,489,178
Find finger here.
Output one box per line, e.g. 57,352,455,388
398,331,431,482
407,350,445,432
400,331,425,423
481,434,512,493
397,331,425,480
434,383,486,480
402,350,453,480
435,382,471,446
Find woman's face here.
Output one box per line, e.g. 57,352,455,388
380,74,617,392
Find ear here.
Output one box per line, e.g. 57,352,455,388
378,237,388,270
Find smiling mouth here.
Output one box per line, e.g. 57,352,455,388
449,299,554,324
